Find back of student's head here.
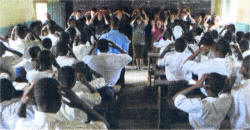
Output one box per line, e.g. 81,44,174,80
34,78,61,113
37,50,54,70
73,61,93,82
239,40,249,53
199,32,214,47
110,16,120,29
223,30,233,43
241,55,250,79
66,27,76,42
77,30,89,45
56,41,68,56
59,32,70,45
243,32,250,41
16,24,28,39
175,38,186,52
0,78,16,102
29,21,42,35
47,21,56,34
29,46,41,59
236,31,244,43
205,73,229,95
97,39,109,52
227,24,236,33
183,31,195,44
214,38,230,57
58,66,76,89
194,27,203,36
210,30,219,40
42,38,52,50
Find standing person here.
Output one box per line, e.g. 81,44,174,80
130,9,149,70
100,16,130,86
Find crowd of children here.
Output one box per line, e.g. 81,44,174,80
0,6,250,129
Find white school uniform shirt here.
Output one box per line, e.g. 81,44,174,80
183,57,236,80
15,111,107,130
56,56,77,67
160,51,191,81
15,58,36,72
26,69,53,83
73,44,92,60
44,33,59,47
242,50,250,58
174,93,232,129
228,79,250,129
83,53,132,87
0,98,36,129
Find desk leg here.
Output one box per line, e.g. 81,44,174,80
157,85,161,128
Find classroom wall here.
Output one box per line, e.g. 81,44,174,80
0,0,61,37
235,0,250,32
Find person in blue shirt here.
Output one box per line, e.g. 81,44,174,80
100,16,130,54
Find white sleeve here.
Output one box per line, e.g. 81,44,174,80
174,94,203,114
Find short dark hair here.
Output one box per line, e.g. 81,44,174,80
97,39,109,52
110,16,120,29
243,55,250,76
215,38,230,57
223,30,233,43
42,38,52,50
37,50,54,71
16,24,28,39
73,62,93,82
47,21,56,34
205,73,228,94
210,30,219,40
58,66,76,89
183,31,195,43
56,41,68,56
29,46,41,59
34,78,61,113
175,38,186,52
236,31,244,43
243,32,250,41
239,40,249,53
0,78,16,102
227,24,236,33
199,32,214,46
194,27,203,36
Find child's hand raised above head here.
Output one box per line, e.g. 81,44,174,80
195,74,208,88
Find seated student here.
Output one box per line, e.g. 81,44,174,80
15,78,107,129
235,31,244,44
43,21,60,47
8,25,29,56
73,31,93,60
26,21,43,48
42,38,52,50
0,42,23,81
26,50,56,83
0,78,35,129
182,31,198,54
15,46,41,72
158,38,192,81
56,42,77,67
229,56,250,129
73,62,105,107
173,73,232,129
193,27,203,44
183,38,235,80
83,39,132,128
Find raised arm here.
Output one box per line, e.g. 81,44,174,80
142,9,149,25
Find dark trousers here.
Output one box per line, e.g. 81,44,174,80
98,87,118,128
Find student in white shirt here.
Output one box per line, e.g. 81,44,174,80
44,21,60,47
0,42,23,81
15,46,41,72
26,50,56,83
73,62,104,107
56,66,107,126
173,73,232,129
56,41,77,67
0,78,35,129
183,38,235,80
239,39,250,58
83,39,132,128
15,78,108,129
229,56,250,129
159,38,192,81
